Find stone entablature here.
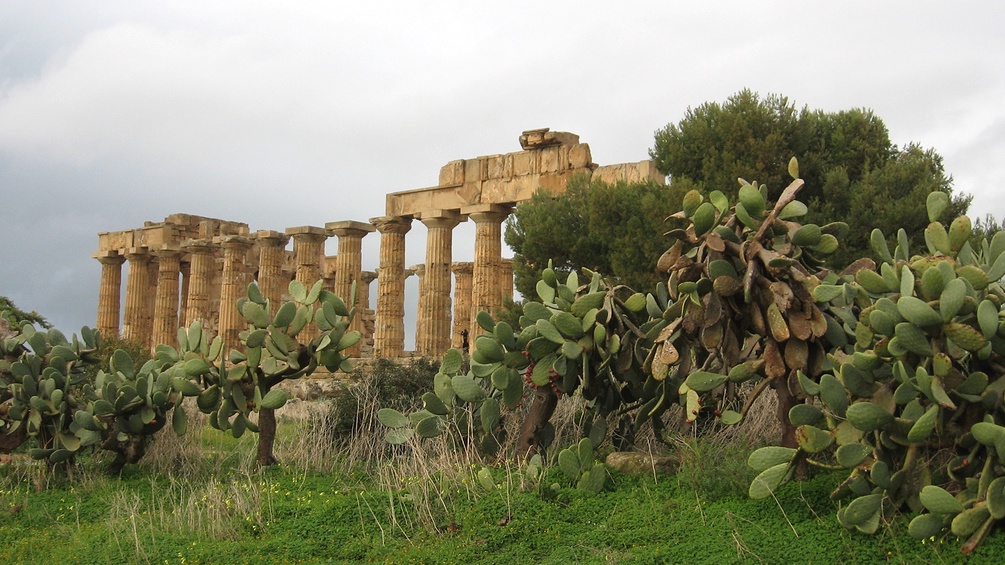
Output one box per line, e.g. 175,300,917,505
93,129,664,359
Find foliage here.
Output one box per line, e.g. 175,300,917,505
171,278,361,467
650,89,970,268
0,321,100,467
0,279,360,472
748,192,1005,553
325,358,437,441
0,296,50,329
505,174,688,299
384,161,844,459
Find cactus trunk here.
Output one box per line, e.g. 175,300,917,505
516,385,558,459
256,406,278,467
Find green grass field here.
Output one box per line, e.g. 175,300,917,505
3,399,1003,565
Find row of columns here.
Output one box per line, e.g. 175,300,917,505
96,209,515,360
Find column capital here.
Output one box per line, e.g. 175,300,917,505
418,210,465,230
360,270,378,284
451,261,473,275
408,264,425,276
254,230,290,246
370,215,412,235
326,220,376,238
124,246,150,259
151,244,182,257
93,250,125,265
461,204,513,221
183,238,216,252
214,234,254,250
284,225,328,241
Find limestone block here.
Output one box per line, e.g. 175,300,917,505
486,154,510,180
464,158,483,184
439,160,465,186
512,151,536,177
540,146,559,173
569,143,592,169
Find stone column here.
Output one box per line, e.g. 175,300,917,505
93,251,125,338
410,264,425,354
183,239,216,336
255,230,289,316
122,248,152,347
216,235,253,351
322,256,338,294
145,258,159,346
359,270,378,356
178,261,190,329
463,205,511,339
499,258,514,303
326,221,376,357
371,216,411,358
417,211,464,357
285,226,328,341
151,246,182,351
451,262,473,351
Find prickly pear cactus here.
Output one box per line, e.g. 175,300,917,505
651,159,846,446
0,319,101,467
379,263,651,459
747,192,1005,553
80,344,203,472
178,279,360,466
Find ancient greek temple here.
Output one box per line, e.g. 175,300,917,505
92,129,663,360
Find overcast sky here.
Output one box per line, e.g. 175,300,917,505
1,1,1003,346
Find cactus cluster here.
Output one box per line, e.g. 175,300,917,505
1,279,359,472
747,192,1005,553
0,322,100,465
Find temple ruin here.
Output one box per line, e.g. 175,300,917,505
92,129,664,360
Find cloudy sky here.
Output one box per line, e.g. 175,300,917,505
1,1,1003,346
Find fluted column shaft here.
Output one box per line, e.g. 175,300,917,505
255,231,289,317
151,248,181,350
178,261,190,329
94,253,125,337
286,226,328,342
467,207,510,339
327,221,375,357
217,236,253,351
184,240,216,335
411,265,426,353
418,212,463,357
451,262,473,351
122,249,152,347
371,216,411,358
499,258,514,303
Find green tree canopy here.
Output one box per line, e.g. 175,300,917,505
0,295,50,329
504,175,688,298
651,89,970,267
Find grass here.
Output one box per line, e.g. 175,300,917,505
2,376,1005,564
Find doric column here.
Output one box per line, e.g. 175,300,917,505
451,262,473,351
285,226,328,341
499,258,514,303
145,258,159,346
326,221,376,357
371,216,412,358
151,246,182,351
255,230,289,316
463,205,511,339
322,256,338,294
178,261,190,329
183,239,216,336
410,264,426,353
359,271,378,310
93,251,125,338
216,235,253,351
417,210,465,357
122,248,152,347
